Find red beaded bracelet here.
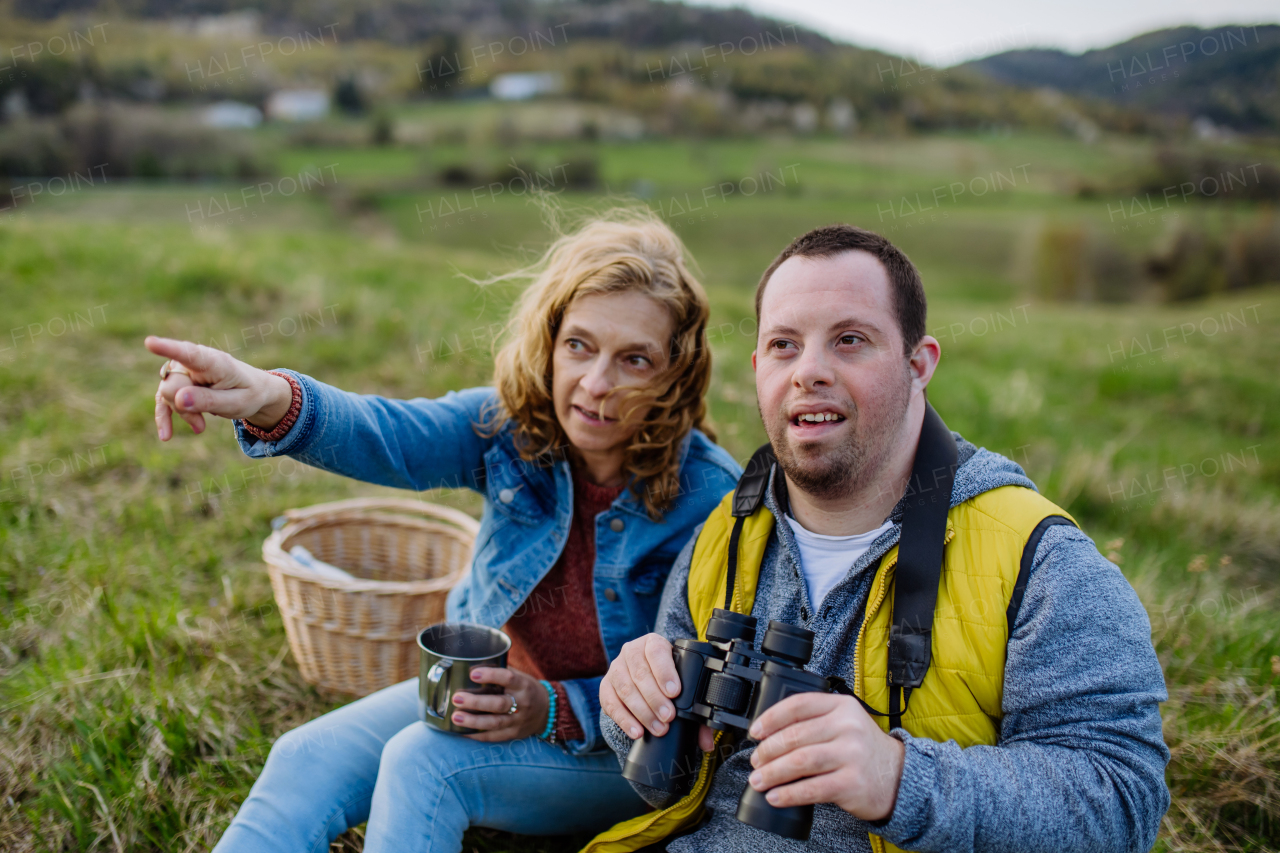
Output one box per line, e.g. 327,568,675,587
239,371,302,442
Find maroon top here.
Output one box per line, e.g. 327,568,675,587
504,468,622,742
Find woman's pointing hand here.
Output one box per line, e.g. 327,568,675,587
145,336,292,441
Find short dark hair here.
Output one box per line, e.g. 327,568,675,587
755,224,927,354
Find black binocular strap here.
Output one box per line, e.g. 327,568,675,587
888,686,905,733
724,515,745,611
886,403,958,731
724,442,779,611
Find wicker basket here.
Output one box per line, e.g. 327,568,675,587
262,497,478,697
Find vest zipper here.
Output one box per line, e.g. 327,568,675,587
855,554,896,701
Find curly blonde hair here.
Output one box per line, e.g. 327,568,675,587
477,207,715,519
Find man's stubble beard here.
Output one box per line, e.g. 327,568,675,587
760,368,913,502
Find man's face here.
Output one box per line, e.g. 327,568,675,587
752,250,922,501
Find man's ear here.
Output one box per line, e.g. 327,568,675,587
909,335,941,392
751,349,758,372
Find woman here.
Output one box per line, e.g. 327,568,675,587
145,210,741,853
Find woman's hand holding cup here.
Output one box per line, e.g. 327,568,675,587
451,666,551,743
144,335,294,441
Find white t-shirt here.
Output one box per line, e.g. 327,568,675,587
784,513,895,610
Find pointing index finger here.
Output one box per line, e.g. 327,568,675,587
144,336,217,373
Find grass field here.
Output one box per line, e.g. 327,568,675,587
2,131,1278,852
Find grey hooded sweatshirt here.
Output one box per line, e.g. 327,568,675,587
601,434,1171,853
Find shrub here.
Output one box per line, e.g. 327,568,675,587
1034,224,1088,301
1226,215,1280,290
370,111,395,146
1033,223,1143,302
417,32,462,99
560,153,600,189
0,56,87,115
1139,216,1280,302
1146,224,1228,301
437,163,477,186
1089,237,1144,303
284,122,366,148
489,158,540,187
0,103,271,179
334,75,366,115
1037,216,1280,304
1138,150,1280,203
0,119,73,177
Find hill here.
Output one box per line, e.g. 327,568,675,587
0,0,1119,140
6,3,1278,137
11,0,838,49
964,25,1280,132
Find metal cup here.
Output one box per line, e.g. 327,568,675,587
417,622,512,734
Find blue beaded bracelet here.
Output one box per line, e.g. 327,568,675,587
538,680,557,742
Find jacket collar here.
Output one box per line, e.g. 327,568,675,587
519,427,695,521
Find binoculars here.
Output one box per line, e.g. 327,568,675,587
622,609,832,840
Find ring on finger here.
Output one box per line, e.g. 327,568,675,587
159,360,191,380
505,693,518,715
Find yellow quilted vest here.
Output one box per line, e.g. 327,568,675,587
582,483,1076,853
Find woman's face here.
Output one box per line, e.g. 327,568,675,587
551,290,675,460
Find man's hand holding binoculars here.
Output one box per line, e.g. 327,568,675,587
600,631,905,823
746,692,904,822
601,633,716,753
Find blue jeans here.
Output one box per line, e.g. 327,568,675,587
212,677,649,853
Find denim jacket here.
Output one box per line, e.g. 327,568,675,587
233,369,742,754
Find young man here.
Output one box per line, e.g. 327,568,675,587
594,225,1170,853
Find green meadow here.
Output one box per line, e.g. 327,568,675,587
1,131,1278,851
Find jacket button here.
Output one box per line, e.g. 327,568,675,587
498,488,514,504
604,588,619,601
801,607,809,620
609,518,624,532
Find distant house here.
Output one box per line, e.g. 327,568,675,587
792,102,818,134
266,89,330,122
201,101,263,128
169,10,262,39
827,97,856,133
490,72,564,101
2,89,28,119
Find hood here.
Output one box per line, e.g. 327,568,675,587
762,429,1040,528
894,430,1039,520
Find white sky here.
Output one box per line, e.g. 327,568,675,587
689,0,1279,65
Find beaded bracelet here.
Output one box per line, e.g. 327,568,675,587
238,370,302,442
538,679,557,743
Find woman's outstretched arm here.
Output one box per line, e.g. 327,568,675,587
147,336,495,494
